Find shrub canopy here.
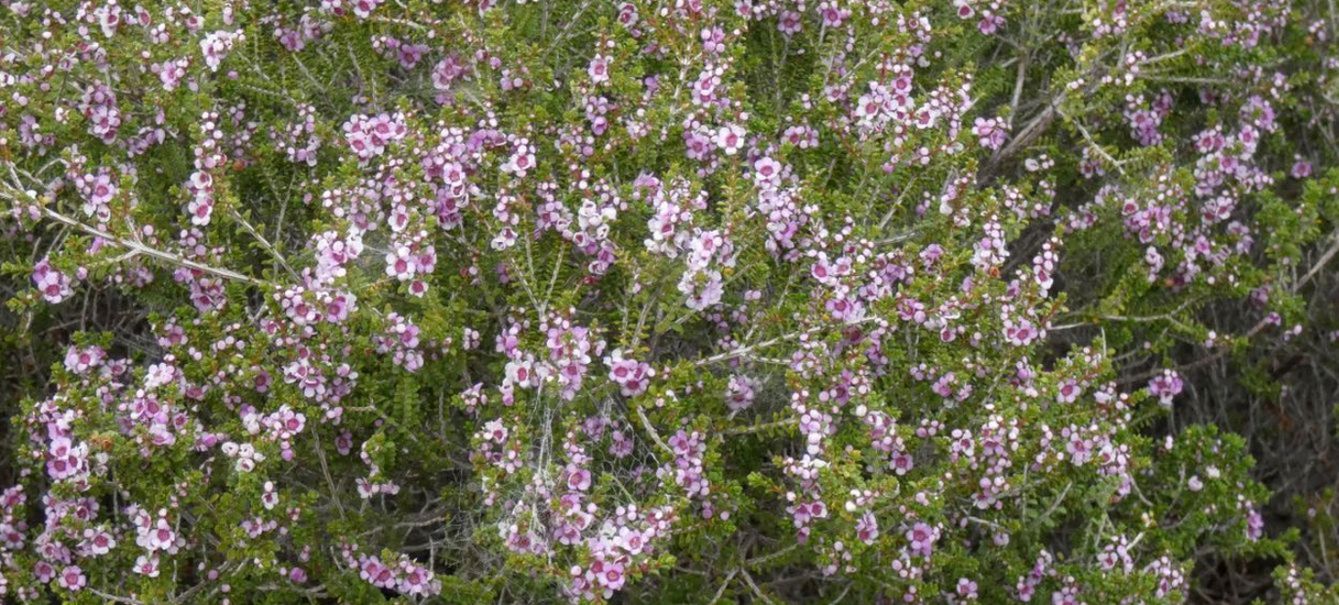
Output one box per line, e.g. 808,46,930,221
1,0,1339,603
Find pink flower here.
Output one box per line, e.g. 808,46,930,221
726,375,758,412
63,345,106,374
1246,506,1264,541
46,437,86,481
714,124,746,155
588,55,611,84
57,565,86,590
154,58,189,90
753,157,782,184
591,559,626,591
819,2,848,27
200,30,244,72
342,112,406,162
906,522,938,557
1004,318,1038,347
503,141,537,177
32,257,74,304
606,349,654,397
504,357,545,390
973,117,1008,150
1056,380,1081,404
432,55,467,91
855,511,879,544
34,560,55,583
979,13,1005,34
385,245,417,280
135,554,160,577
957,577,979,598
1148,370,1183,409
617,527,647,555
147,518,176,551
85,172,117,206
679,269,724,310
566,467,592,492
81,529,116,556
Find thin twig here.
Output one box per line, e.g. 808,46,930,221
40,206,272,288
741,569,776,605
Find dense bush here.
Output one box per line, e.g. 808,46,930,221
1,0,1338,602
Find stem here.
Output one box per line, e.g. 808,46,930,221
40,205,272,288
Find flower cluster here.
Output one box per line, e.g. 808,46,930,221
342,112,407,162
342,546,441,597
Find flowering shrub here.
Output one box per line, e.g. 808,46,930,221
1,0,1339,603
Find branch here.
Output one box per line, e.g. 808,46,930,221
87,588,145,605
41,206,273,287
692,316,881,369
230,208,299,281
740,569,777,605
3,167,265,288
1294,231,1339,294
725,417,798,436
635,404,673,456
1056,106,1126,176
708,569,740,604
1117,231,1338,386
